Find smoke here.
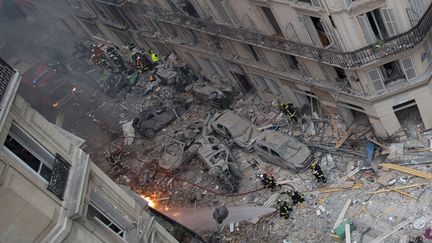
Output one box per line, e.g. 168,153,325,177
164,206,276,232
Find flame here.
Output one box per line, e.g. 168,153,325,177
141,195,156,208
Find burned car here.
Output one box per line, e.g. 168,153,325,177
196,136,242,193
186,84,231,109
254,130,314,172
211,110,261,151
132,105,186,138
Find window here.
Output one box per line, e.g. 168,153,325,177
270,149,281,158
367,57,417,92
296,0,322,8
261,7,283,35
88,191,134,239
358,8,398,44
245,45,269,65
259,145,269,153
4,123,55,182
210,0,239,26
283,54,300,70
88,204,125,238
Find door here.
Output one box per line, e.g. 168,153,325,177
358,14,377,44
367,68,385,92
380,8,398,37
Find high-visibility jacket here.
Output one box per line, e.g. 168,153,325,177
150,52,160,63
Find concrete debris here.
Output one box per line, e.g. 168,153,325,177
122,120,135,146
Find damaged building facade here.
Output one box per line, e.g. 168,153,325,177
0,58,179,242
16,0,432,137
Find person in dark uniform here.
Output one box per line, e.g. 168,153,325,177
311,160,327,183
272,100,299,123
258,173,277,191
285,189,305,206
277,200,293,219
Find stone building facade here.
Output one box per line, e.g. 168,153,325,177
0,57,179,242
16,0,432,138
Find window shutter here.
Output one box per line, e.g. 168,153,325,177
358,14,377,44
242,14,256,31
320,19,339,50
380,8,398,37
211,0,230,25
367,68,385,92
344,0,353,9
285,23,299,42
297,15,314,45
311,0,322,8
221,0,240,27
410,0,425,17
400,57,417,80
319,64,333,83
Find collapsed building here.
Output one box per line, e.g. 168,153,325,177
13,0,432,138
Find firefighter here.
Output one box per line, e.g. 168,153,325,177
311,160,327,183
149,50,160,65
257,173,277,191
272,100,299,123
277,200,293,219
284,189,305,206
106,47,126,73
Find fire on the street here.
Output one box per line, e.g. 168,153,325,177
141,195,156,208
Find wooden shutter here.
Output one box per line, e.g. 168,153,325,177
286,23,299,42
221,0,240,27
311,0,322,8
380,8,398,37
320,19,338,50
299,63,311,77
367,68,385,92
297,15,314,45
253,46,269,65
276,54,289,72
410,0,425,17
242,13,256,31
400,57,417,80
358,14,377,44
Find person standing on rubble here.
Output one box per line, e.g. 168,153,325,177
257,173,278,191
311,160,327,183
277,200,293,219
284,189,305,206
272,100,299,123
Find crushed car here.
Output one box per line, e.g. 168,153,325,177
186,83,231,109
159,121,204,171
211,110,261,151
196,136,242,193
132,105,186,138
254,130,314,172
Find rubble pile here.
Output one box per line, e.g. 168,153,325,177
69,44,432,242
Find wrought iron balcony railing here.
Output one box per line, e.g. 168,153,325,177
0,58,15,102
122,2,432,69
47,154,71,200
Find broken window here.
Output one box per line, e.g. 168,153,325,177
261,7,283,35
245,45,269,65
4,123,55,182
367,57,417,92
358,8,398,44
88,204,125,238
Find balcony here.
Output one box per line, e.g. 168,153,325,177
122,2,432,69
46,154,71,200
0,58,15,102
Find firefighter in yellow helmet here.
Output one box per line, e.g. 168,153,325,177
272,99,299,123
149,50,160,64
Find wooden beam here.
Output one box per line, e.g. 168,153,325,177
335,128,353,149
370,219,411,243
368,184,426,194
333,199,352,229
380,163,432,180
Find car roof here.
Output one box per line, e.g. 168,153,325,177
256,130,310,160
213,110,255,137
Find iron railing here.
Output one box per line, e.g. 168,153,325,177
121,2,432,69
47,154,71,200
0,58,15,102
